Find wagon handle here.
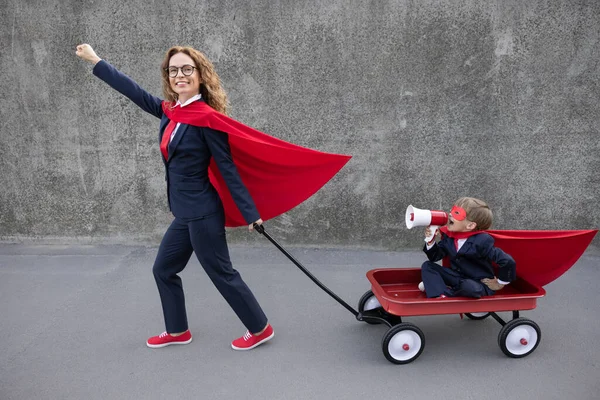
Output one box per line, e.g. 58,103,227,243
253,223,359,317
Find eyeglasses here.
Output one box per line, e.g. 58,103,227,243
165,65,197,78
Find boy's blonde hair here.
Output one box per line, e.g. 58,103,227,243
454,197,493,231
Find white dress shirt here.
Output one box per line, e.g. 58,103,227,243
169,94,202,143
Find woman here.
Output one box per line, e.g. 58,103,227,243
75,43,273,351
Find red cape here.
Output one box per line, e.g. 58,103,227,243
162,101,351,227
487,229,597,286
440,227,597,286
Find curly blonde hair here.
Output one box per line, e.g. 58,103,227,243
161,46,229,114
454,197,493,231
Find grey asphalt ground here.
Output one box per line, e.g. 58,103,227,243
1,240,599,400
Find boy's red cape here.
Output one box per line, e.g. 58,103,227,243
486,229,597,286
439,226,598,286
162,101,351,227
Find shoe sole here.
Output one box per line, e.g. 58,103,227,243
231,332,274,351
146,337,192,349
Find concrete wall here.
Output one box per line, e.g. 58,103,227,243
1,0,598,250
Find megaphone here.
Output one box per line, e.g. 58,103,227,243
405,205,448,243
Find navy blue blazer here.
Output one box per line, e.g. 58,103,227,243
423,232,516,282
93,60,260,223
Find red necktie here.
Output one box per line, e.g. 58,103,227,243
160,119,177,160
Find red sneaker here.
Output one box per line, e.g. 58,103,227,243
231,324,274,351
146,330,192,348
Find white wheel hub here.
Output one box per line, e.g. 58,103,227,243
363,295,381,311
505,325,538,355
469,312,489,318
388,330,422,361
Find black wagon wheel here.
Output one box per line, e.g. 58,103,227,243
498,318,541,358
358,290,383,325
381,322,425,364
464,312,491,320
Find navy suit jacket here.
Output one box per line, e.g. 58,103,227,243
423,232,516,282
93,60,260,223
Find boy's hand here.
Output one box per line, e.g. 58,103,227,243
481,277,505,291
424,227,438,245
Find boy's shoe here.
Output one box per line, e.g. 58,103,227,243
146,330,192,348
231,324,274,351
418,282,425,292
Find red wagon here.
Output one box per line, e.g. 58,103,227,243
361,268,545,363
256,227,597,364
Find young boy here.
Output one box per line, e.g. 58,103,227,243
419,197,516,298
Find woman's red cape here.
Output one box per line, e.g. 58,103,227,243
162,101,351,227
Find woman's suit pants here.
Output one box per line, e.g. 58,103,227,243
152,210,268,334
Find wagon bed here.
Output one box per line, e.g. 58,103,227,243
366,267,545,317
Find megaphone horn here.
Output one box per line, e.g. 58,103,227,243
405,205,448,242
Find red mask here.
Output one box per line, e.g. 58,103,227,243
450,206,467,221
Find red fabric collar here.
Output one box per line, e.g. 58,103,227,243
439,226,484,239
161,101,351,227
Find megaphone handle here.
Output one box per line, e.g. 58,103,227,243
424,225,440,243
